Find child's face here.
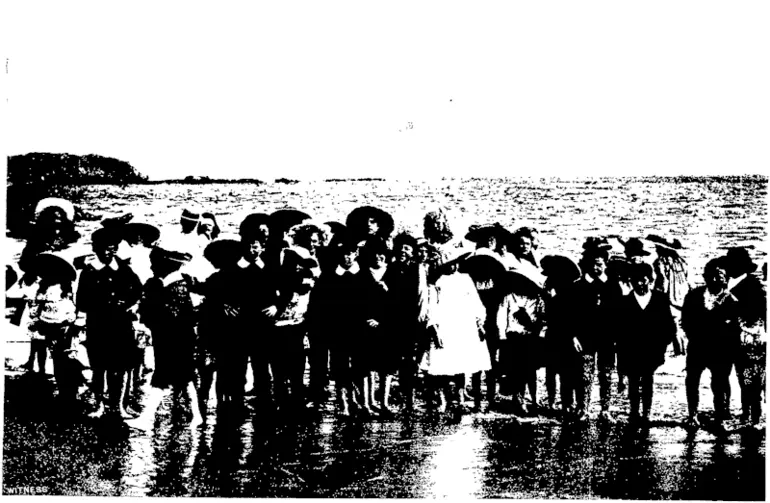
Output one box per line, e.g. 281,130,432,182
96,243,119,265
373,253,388,269
396,244,414,264
243,238,265,262
39,283,64,300
341,250,357,269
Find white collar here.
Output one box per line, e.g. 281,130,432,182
584,273,608,284
91,258,119,271
634,290,652,309
161,270,185,287
335,263,360,276
369,265,387,283
728,273,748,291
239,257,264,269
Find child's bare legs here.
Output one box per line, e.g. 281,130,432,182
89,369,106,417
379,373,396,413
186,381,204,426
367,371,379,410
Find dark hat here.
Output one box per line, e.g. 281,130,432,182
328,226,358,254
645,234,684,251
459,253,507,285
91,226,125,248
151,247,193,265
623,237,652,257
324,221,346,237
393,231,418,252
502,270,543,298
100,212,134,228
725,247,758,276
465,223,510,244
204,239,243,269
582,237,613,252
269,209,312,237
123,222,161,245
181,208,201,222
541,255,581,283
28,253,77,284
345,206,395,240
239,213,271,241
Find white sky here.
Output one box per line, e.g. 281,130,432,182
3,1,769,180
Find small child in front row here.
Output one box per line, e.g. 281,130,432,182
30,279,87,400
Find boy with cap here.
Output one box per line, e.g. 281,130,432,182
77,226,143,419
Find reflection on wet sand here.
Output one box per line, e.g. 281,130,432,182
2,363,766,499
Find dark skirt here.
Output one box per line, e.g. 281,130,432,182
150,324,197,389
85,316,139,372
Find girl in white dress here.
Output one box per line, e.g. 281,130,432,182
419,209,492,411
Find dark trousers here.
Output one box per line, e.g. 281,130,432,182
735,346,766,424
561,354,595,413
626,372,654,418
307,331,329,402
596,349,615,411
248,328,273,401
686,352,733,422
271,324,307,407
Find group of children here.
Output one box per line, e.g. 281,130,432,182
8,198,767,433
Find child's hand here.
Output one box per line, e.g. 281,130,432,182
367,319,379,328
262,305,278,318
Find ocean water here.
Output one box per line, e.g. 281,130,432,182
7,176,767,283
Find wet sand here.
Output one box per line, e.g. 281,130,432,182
2,342,765,499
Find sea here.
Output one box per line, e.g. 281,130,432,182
5,175,768,283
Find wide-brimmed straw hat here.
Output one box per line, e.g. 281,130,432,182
645,234,684,251
460,253,508,285
151,247,193,264
34,197,75,222
345,206,395,240
725,247,758,276
204,239,243,269
465,223,510,244
270,209,312,237
91,226,125,248
501,270,543,298
101,212,134,228
123,223,161,245
623,237,653,257
239,213,271,240
28,253,77,284
582,237,613,252
541,255,581,284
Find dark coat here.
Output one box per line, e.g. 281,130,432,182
352,268,397,374
140,273,198,389
562,277,621,357
383,261,425,353
617,291,677,375
236,261,280,362
76,259,143,371
729,274,766,329
682,285,742,364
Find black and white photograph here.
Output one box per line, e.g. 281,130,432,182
2,2,768,499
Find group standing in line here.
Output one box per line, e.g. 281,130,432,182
6,196,767,434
